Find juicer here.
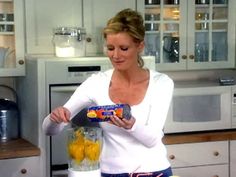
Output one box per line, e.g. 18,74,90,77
67,126,102,177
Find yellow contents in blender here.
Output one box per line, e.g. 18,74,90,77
68,129,101,164
84,139,100,161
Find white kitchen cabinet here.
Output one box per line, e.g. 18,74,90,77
172,164,228,177
0,0,25,76
83,0,136,56
230,140,236,177
0,156,40,177
24,0,83,54
25,0,136,56
137,0,236,71
167,141,229,177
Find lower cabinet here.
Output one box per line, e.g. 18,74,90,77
166,141,229,177
172,164,228,177
230,140,236,177
0,156,40,177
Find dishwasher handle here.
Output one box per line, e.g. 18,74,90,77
50,86,78,92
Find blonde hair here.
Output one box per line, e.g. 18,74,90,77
103,8,145,68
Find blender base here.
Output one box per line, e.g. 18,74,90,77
68,168,101,177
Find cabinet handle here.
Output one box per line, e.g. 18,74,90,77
181,55,187,59
86,37,92,42
213,151,219,156
21,168,27,174
169,154,175,160
18,60,25,65
189,55,194,59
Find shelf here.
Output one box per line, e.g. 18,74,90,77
212,4,228,7
145,31,160,34
164,30,179,33
145,5,160,8
0,21,14,24
163,4,180,7
212,29,227,32
0,31,14,35
145,20,160,23
0,0,13,2
195,29,227,33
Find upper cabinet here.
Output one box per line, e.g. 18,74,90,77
0,0,25,76
24,0,83,54
25,0,136,56
83,0,136,56
137,0,236,71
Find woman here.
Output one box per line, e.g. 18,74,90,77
43,8,174,177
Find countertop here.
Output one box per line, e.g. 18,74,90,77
0,138,40,160
163,129,236,145
1,130,236,160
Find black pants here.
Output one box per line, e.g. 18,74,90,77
101,167,173,177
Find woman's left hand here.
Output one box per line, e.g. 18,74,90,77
109,115,135,129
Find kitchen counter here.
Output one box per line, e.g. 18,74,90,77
0,138,40,160
1,130,236,160
163,129,236,145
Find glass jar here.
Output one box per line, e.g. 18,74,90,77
52,27,86,57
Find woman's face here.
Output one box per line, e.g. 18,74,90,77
105,32,144,71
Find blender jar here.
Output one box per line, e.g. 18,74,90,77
67,127,102,177
53,27,86,57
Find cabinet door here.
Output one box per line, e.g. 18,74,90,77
139,0,236,71
188,0,236,70
25,0,83,54
0,0,25,76
83,0,136,56
0,156,40,177
230,140,236,177
139,0,188,71
172,164,229,177
167,141,229,168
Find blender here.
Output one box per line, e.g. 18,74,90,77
67,126,102,177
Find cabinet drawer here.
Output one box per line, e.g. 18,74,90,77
167,141,229,168
0,156,40,177
172,164,229,177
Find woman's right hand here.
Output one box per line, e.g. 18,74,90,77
50,106,71,123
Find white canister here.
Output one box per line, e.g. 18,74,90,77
53,27,86,57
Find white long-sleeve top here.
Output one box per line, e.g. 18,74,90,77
42,69,174,174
